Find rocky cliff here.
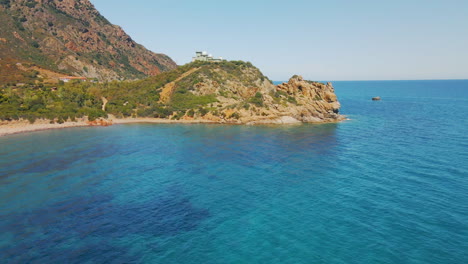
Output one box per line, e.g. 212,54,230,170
0,0,176,84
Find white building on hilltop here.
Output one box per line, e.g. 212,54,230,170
192,51,224,62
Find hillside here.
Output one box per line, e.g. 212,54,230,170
0,60,344,124
0,0,176,84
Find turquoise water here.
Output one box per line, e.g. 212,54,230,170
1,80,467,263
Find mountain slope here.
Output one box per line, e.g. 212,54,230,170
0,0,176,83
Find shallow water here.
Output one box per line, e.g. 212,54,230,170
1,80,467,263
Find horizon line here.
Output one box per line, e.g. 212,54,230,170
274,78,468,82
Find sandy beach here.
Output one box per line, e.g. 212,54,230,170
0,119,91,137
0,117,221,137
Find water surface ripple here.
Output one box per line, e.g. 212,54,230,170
1,80,467,263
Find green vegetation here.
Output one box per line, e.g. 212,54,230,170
25,0,38,9
0,82,106,123
198,107,209,116
249,92,264,107
270,90,299,105
287,95,298,104
0,0,11,8
31,41,40,48
230,112,241,119
0,60,278,122
171,91,217,111
186,109,195,117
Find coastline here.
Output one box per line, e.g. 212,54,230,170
0,118,218,137
0,119,90,137
0,115,346,137
112,117,219,125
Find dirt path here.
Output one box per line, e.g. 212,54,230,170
159,67,200,104
101,97,108,111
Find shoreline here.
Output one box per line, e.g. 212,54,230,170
0,116,346,137
0,119,90,137
0,118,217,137
0,118,230,137
112,117,220,125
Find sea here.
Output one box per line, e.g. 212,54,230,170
0,80,467,264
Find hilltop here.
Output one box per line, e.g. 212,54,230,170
0,0,176,84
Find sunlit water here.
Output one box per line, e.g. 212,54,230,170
1,80,467,263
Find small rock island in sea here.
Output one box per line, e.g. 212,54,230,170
0,0,344,133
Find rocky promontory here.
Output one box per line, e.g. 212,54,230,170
93,60,344,124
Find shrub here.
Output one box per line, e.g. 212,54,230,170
0,0,11,8
186,109,195,117
249,92,264,107
171,92,217,111
153,107,172,118
27,115,36,124
171,111,184,120
198,107,208,116
25,1,37,8
230,112,240,119
87,109,107,121
0,94,8,103
287,96,298,104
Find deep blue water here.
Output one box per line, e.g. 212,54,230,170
1,80,467,263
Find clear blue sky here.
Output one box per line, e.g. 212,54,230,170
92,0,468,81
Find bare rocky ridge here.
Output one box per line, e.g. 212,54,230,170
0,0,176,83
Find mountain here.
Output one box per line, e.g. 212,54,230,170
0,0,177,84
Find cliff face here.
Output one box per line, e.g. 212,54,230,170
0,0,176,83
118,61,344,124
273,76,342,123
